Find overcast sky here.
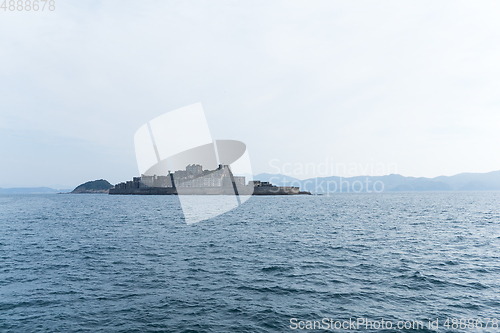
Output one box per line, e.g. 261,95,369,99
1,0,500,188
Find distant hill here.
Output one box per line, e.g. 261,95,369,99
5,170,500,195
433,170,500,190
253,170,500,193
71,179,113,194
0,187,71,194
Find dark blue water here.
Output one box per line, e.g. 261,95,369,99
1,193,500,332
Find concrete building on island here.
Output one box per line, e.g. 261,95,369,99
110,164,309,195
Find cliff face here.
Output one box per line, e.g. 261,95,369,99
71,179,113,194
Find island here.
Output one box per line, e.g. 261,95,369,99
71,179,113,194
109,164,311,195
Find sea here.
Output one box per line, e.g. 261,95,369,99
1,192,500,332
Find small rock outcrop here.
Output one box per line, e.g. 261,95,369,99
71,179,113,193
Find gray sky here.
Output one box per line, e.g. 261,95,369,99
1,0,500,188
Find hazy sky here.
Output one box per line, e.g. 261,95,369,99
1,1,500,188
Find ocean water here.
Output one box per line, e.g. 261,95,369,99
1,192,500,332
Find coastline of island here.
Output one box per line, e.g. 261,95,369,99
109,164,311,196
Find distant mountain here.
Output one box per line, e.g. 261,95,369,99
253,170,500,193
71,179,113,194
433,170,500,190
0,187,71,194
5,170,500,195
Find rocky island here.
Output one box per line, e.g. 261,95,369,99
71,179,113,194
109,164,311,195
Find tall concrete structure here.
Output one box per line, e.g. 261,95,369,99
110,164,309,195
